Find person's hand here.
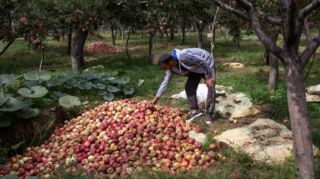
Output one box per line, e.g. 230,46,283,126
150,96,160,106
205,78,215,87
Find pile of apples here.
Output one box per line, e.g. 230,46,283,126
0,99,224,179
83,42,123,53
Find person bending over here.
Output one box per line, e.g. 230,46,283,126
150,48,216,124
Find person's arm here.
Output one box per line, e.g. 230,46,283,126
151,70,174,105
205,61,216,87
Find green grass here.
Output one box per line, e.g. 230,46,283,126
1,28,320,178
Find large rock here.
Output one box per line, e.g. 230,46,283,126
215,93,259,118
214,118,318,164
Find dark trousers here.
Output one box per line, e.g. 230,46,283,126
185,72,216,115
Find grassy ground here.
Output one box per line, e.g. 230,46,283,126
1,29,320,178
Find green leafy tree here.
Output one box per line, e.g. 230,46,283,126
212,0,320,178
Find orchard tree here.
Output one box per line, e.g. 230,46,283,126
185,0,215,48
175,3,192,43
0,0,68,70
103,1,122,45
26,0,69,71
167,1,177,40
212,0,320,178
55,0,103,70
0,0,28,56
131,0,170,62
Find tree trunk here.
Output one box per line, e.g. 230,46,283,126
111,25,116,45
126,28,132,62
39,50,45,71
67,24,72,55
197,25,204,48
284,61,315,178
62,29,65,41
122,27,125,41
118,27,122,40
71,28,88,70
181,27,186,43
164,29,169,42
211,7,220,56
28,37,31,49
268,33,279,90
32,33,37,40
148,32,153,63
263,48,270,65
115,27,118,39
170,26,174,40
131,28,136,34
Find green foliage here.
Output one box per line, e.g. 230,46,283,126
0,139,25,167
0,69,136,127
47,70,134,98
24,71,51,81
18,86,48,98
0,98,25,112
59,96,81,108
0,75,15,88
3,174,18,179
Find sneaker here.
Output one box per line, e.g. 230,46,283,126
205,115,213,124
186,110,202,122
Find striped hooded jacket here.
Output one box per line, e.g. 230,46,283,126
156,48,216,97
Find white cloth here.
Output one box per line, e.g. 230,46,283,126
171,84,225,102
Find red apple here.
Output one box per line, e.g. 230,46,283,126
232,1,237,6
20,17,27,23
269,27,276,34
308,22,314,28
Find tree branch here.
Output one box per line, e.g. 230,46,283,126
235,0,286,63
279,0,289,12
304,18,312,42
255,7,282,25
10,5,22,20
211,0,250,21
301,33,320,68
300,0,320,17
286,0,297,44
292,0,320,53
186,8,201,24
0,40,15,56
